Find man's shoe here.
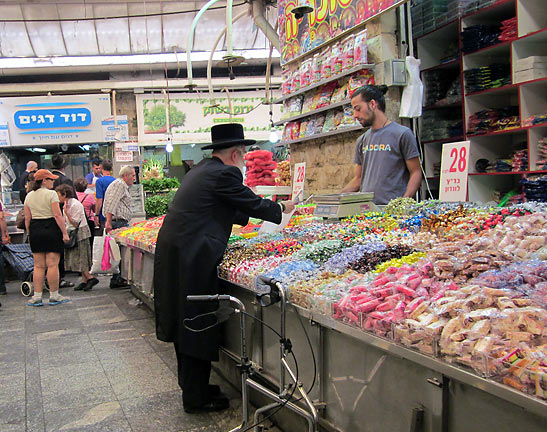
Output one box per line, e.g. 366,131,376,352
27,298,43,307
110,279,130,289
84,278,99,291
59,280,74,288
74,283,87,291
184,396,229,414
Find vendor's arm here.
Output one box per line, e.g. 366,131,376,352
233,210,249,227
0,210,9,244
341,164,362,193
105,212,113,233
216,167,285,224
403,157,422,198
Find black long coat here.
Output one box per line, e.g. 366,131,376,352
153,157,282,361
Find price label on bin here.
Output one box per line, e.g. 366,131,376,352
439,141,470,202
292,162,306,201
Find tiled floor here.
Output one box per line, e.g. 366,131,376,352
0,274,281,432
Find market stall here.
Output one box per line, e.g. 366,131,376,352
111,200,547,432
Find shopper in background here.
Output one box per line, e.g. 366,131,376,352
51,153,76,288
0,201,10,295
153,123,295,414
19,160,38,203
56,184,98,292
24,169,70,306
342,85,422,204
94,159,116,229
74,177,96,245
103,165,135,289
85,159,102,188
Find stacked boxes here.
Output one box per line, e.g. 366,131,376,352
514,56,547,84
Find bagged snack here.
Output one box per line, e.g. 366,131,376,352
334,110,345,128
331,43,343,76
282,99,292,120
291,121,301,140
281,68,292,95
320,47,332,79
302,93,315,114
341,105,357,126
342,36,355,70
282,123,293,141
299,121,309,138
289,95,304,115
300,59,312,88
331,79,349,103
323,110,336,133
316,82,337,109
291,68,301,92
348,69,375,96
311,53,322,83
306,117,316,136
354,29,368,65
310,89,323,111
313,114,326,133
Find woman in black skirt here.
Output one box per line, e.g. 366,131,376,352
24,169,70,306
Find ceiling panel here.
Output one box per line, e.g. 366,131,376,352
58,3,99,55
23,5,67,56
128,2,163,53
162,1,197,53
93,4,131,54
0,5,35,57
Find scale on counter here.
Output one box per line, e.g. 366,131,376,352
313,192,378,218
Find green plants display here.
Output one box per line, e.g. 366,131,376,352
144,190,177,218
142,177,180,193
143,103,186,133
143,157,165,180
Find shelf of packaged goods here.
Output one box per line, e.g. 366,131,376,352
221,276,547,419
420,57,461,73
461,0,515,20
422,101,462,111
465,83,517,97
462,39,512,57
273,64,374,104
278,125,363,146
252,186,292,196
422,136,465,145
466,127,527,138
273,99,351,126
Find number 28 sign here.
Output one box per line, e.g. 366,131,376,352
292,162,306,201
439,141,470,202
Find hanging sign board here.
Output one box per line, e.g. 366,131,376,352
292,162,306,201
278,0,406,64
102,115,129,142
136,91,281,144
0,94,111,146
439,141,470,202
0,123,10,147
115,151,134,163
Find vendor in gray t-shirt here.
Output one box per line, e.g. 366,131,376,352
342,85,422,205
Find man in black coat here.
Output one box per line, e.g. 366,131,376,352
154,124,294,414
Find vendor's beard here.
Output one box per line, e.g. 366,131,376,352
359,110,375,127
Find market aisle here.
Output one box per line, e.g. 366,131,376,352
0,276,280,432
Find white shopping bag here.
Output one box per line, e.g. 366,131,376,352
399,56,424,118
91,230,121,275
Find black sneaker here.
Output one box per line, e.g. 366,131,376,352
59,280,74,288
184,396,229,414
74,283,87,291
84,278,99,291
109,279,130,289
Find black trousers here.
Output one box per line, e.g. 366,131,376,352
174,343,211,407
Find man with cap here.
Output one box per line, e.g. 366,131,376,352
153,123,295,414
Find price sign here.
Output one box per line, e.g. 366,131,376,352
439,141,470,202
115,151,133,163
292,162,306,201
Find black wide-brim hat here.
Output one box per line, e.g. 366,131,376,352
201,123,256,150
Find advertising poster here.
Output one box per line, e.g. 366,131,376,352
278,0,405,64
136,91,281,144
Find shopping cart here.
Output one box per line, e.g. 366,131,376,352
2,243,43,297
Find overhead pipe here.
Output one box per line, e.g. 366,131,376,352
251,0,280,52
186,0,224,89
226,0,234,57
207,10,248,106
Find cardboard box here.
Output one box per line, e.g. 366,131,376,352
514,68,547,83
515,56,547,72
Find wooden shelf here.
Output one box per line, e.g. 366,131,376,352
463,39,512,57
279,125,363,146
416,19,460,41
423,101,462,111
462,0,515,20
421,58,461,73
469,170,547,176
273,64,374,104
274,99,351,126
465,83,517,97
467,127,526,138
